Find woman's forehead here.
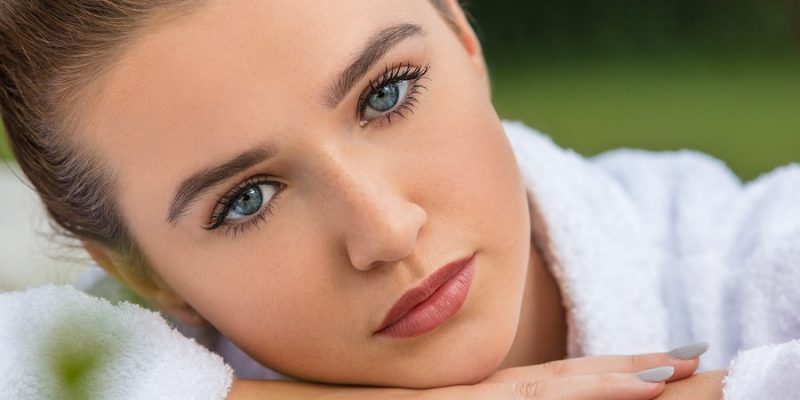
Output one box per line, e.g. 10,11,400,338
77,0,448,225
79,0,439,162
119,0,434,84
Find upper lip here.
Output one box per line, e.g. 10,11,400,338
375,253,476,334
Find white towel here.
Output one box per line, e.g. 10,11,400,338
503,121,800,399
0,285,232,399
723,340,800,400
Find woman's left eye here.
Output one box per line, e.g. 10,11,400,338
358,63,429,126
362,80,409,120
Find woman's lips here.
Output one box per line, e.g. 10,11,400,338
374,253,476,338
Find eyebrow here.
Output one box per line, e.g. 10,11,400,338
167,145,277,224
324,23,424,108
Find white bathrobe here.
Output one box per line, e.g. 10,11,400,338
503,121,800,399
1,121,798,399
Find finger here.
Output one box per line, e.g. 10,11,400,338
488,342,708,384
447,371,669,400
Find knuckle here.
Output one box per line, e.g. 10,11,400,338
513,381,545,400
628,354,649,370
541,359,569,377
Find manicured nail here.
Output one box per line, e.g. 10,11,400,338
668,342,710,360
636,366,675,382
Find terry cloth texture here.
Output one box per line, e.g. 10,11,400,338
503,121,800,399
0,285,232,399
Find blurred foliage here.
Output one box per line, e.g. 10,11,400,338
467,0,800,180
467,0,800,63
490,60,800,181
42,310,126,400
0,120,9,159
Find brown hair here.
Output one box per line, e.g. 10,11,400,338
0,1,211,280
0,0,459,280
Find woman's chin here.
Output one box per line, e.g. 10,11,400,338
288,344,508,389
410,364,501,389
368,343,511,389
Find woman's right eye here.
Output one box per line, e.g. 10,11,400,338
226,183,275,221
205,179,282,232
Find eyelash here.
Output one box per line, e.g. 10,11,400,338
206,62,430,236
357,62,430,127
204,176,283,236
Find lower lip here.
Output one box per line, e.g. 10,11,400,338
375,257,476,338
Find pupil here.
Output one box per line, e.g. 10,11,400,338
368,83,399,112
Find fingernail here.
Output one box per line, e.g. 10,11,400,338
668,342,710,360
636,366,675,382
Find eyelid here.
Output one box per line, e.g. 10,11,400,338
357,62,427,102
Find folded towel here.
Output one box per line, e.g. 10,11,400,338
0,285,232,400
723,340,800,400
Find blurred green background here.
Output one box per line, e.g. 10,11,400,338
0,120,8,160
1,0,799,179
473,0,800,180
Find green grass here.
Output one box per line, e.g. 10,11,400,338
490,58,800,181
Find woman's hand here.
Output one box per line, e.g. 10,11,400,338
229,349,704,399
484,349,702,385
413,350,704,400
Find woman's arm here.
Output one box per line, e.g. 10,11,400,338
228,352,705,400
227,374,672,400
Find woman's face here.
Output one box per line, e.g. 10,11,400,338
79,0,532,388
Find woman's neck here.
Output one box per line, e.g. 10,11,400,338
498,196,568,369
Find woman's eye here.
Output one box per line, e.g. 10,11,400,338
358,63,429,126
225,183,278,222
363,80,409,119
204,179,282,233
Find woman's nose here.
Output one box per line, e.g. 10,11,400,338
325,167,427,272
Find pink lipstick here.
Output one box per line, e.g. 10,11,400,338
374,253,476,338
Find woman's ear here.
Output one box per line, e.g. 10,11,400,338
82,240,207,327
442,0,487,77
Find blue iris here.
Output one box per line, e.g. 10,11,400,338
230,186,263,217
367,82,401,112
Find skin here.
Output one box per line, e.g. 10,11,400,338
655,370,725,400
73,0,723,395
79,0,553,388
